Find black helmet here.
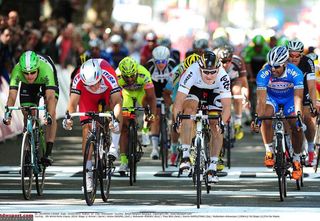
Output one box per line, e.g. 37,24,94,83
198,50,220,69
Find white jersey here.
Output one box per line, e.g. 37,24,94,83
178,62,231,99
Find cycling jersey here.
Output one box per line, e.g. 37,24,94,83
116,64,154,108
71,59,121,122
10,54,59,105
224,55,247,82
178,62,231,110
296,55,315,106
256,63,304,115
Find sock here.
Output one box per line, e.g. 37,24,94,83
181,144,190,158
308,142,314,152
111,132,120,149
86,160,92,171
265,143,273,153
293,153,301,162
151,135,159,151
171,143,178,154
210,156,218,164
234,115,242,125
46,142,53,156
120,153,128,165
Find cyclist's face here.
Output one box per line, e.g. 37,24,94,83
23,69,38,83
200,68,218,84
123,73,137,85
155,59,168,71
289,51,302,66
87,79,101,92
270,64,285,77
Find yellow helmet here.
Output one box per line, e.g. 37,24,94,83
183,53,200,69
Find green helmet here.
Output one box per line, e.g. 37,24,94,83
19,51,40,73
252,35,265,46
118,57,137,77
277,36,289,47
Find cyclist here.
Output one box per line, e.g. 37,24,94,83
140,32,158,67
63,58,123,190
3,50,59,166
252,46,304,180
242,35,270,121
145,45,176,159
116,56,157,173
173,50,232,183
287,40,316,166
218,44,249,140
185,38,208,58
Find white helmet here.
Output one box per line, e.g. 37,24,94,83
267,46,289,67
80,59,102,86
287,40,304,53
110,34,123,45
152,46,170,60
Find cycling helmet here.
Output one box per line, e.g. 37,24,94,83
193,39,209,50
80,59,102,86
145,32,157,42
183,53,200,69
267,46,289,67
19,51,40,73
159,38,172,48
118,56,138,77
198,50,220,69
276,36,289,47
110,34,123,45
287,40,304,53
152,46,170,61
218,45,234,60
212,36,229,50
252,35,265,46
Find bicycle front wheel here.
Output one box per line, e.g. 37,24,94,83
195,138,202,208
83,135,98,206
99,131,112,202
36,128,46,196
128,122,137,186
275,136,286,201
21,132,33,200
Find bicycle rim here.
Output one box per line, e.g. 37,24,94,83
36,129,46,196
128,123,136,186
21,132,33,200
83,136,98,206
196,138,202,208
275,136,285,201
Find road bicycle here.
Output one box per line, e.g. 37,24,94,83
178,110,222,208
254,107,303,201
157,97,170,172
7,105,48,200
66,111,114,206
122,105,147,186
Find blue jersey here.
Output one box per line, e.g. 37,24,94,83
256,63,304,104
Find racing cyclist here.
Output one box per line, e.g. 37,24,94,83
3,50,59,166
173,50,232,183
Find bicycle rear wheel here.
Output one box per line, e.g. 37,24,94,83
36,127,46,196
160,116,168,171
21,132,33,200
128,122,137,186
83,136,98,206
195,138,202,208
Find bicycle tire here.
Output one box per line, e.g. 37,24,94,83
227,122,231,169
21,132,33,200
36,127,46,196
83,135,98,206
275,135,286,201
99,129,112,202
128,121,136,186
203,132,211,194
196,138,202,208
160,115,168,171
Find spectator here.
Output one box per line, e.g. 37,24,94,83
107,34,129,69
0,27,13,84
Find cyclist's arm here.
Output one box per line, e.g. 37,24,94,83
45,89,56,117
6,89,18,107
145,87,157,115
67,93,80,113
294,88,304,114
110,91,123,123
256,89,267,116
307,79,316,107
172,91,187,121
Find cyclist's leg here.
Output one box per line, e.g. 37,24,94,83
179,93,198,170
302,102,316,166
232,79,244,140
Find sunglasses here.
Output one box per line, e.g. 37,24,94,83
155,59,168,65
123,74,136,79
23,70,37,76
289,54,301,59
221,58,232,64
84,79,101,87
201,68,218,75
271,64,283,69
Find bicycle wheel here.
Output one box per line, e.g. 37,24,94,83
195,138,202,208
36,127,46,196
226,122,231,169
160,116,168,171
99,130,112,202
128,122,137,186
21,132,33,200
83,135,98,206
275,135,286,201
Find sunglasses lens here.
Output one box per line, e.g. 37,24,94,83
23,71,37,75
202,69,217,75
155,59,167,64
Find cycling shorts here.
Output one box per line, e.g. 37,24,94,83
20,83,59,106
266,95,295,116
122,89,145,110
